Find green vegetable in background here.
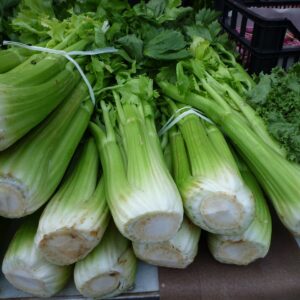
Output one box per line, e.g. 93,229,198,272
248,64,300,163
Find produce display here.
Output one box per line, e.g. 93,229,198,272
0,0,299,299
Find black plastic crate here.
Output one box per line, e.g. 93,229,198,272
219,0,300,73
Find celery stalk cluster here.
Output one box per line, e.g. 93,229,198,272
91,76,184,243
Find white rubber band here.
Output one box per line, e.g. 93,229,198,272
159,106,213,136
3,40,118,105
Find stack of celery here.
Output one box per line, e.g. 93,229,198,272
0,0,299,299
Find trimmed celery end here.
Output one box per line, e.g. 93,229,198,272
35,138,110,266
168,102,254,235
133,217,200,268
74,222,137,299
2,215,71,297
0,80,93,218
208,158,272,265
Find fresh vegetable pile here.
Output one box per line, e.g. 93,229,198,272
0,0,299,299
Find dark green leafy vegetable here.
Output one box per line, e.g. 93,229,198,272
248,64,300,163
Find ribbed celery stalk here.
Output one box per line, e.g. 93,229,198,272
201,74,286,157
74,223,137,299
167,101,254,235
2,215,71,297
189,38,285,157
208,156,272,265
0,38,86,86
0,79,93,218
158,78,300,236
0,47,32,73
133,217,200,268
90,76,183,242
0,39,91,150
35,138,110,266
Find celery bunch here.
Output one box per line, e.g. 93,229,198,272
91,75,184,242
0,80,93,218
157,38,300,236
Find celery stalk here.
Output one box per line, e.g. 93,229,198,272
2,215,71,297
74,222,137,298
168,100,254,235
35,138,110,266
90,76,183,242
0,80,93,218
0,47,32,73
159,80,300,236
133,217,200,268
208,156,272,265
0,39,91,150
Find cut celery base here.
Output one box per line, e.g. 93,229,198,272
133,218,200,268
0,179,28,218
184,184,254,235
133,242,193,269
200,193,245,231
36,229,99,266
78,272,121,298
125,211,182,242
209,238,268,265
5,268,47,297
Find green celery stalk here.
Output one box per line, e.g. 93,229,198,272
0,47,32,73
90,76,183,243
208,155,272,265
167,99,254,235
0,39,92,150
159,80,300,236
2,214,71,297
35,138,110,266
0,79,93,218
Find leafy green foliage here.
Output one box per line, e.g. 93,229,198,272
133,0,192,24
143,29,189,60
248,64,300,163
185,8,234,51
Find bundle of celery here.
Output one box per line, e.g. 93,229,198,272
2,214,72,297
74,222,137,298
0,79,93,218
157,38,300,236
91,75,184,242
35,138,110,266
0,0,114,150
166,100,254,235
208,152,272,265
